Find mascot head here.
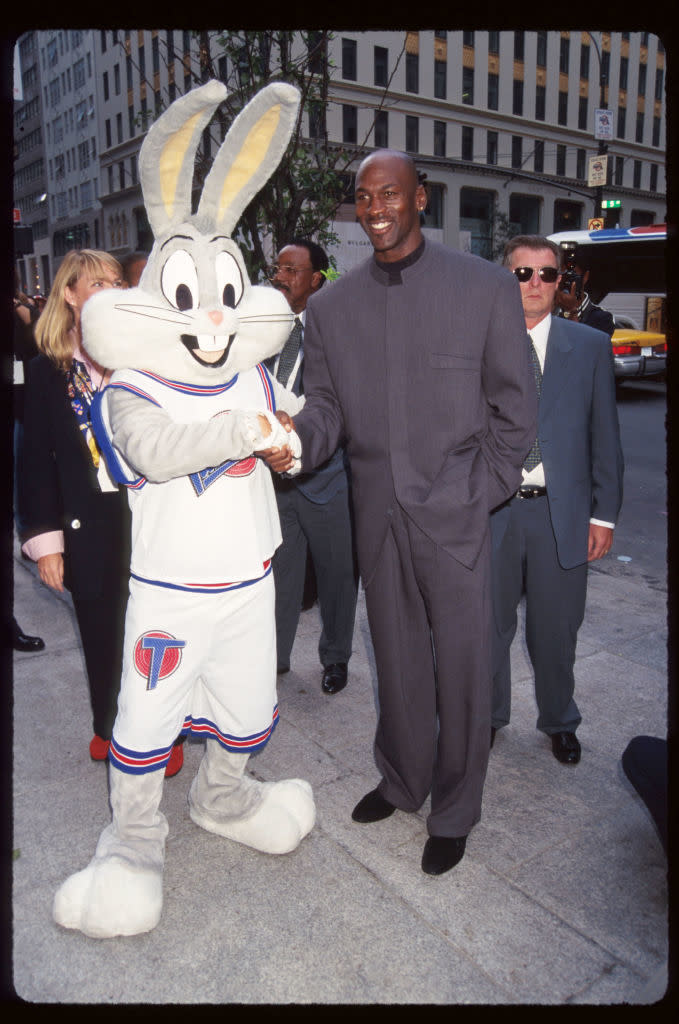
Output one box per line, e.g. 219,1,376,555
82,80,300,384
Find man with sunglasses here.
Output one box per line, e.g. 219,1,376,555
267,240,358,696
491,235,623,765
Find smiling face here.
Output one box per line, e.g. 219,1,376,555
354,152,427,263
508,245,562,330
64,264,124,321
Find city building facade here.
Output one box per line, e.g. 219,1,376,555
13,29,667,290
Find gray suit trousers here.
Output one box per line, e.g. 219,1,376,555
491,494,585,734
272,482,357,671
363,505,492,838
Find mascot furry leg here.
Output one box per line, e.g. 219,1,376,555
188,741,315,853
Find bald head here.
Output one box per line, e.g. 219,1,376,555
357,149,420,190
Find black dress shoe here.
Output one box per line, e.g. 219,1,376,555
321,662,347,694
12,628,45,653
550,731,581,764
421,835,467,875
351,788,395,823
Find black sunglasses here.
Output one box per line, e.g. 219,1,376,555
513,266,560,283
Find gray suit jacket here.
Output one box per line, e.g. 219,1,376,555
491,315,624,569
294,240,537,585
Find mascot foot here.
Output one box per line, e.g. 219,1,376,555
190,777,315,854
53,855,162,939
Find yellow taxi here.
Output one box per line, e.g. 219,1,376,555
611,326,666,380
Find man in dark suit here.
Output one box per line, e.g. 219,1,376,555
490,235,624,764
267,239,357,694
262,150,536,875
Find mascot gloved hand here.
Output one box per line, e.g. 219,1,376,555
52,80,315,940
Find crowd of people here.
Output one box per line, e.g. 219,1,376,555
12,146,664,875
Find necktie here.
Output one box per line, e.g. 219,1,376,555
523,334,543,471
276,317,303,387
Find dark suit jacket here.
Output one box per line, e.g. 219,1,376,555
491,316,624,570
293,240,537,584
18,354,131,599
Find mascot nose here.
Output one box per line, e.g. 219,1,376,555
208,310,224,326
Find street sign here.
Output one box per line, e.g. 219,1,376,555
594,108,613,141
588,154,608,187
588,218,604,231
601,199,622,209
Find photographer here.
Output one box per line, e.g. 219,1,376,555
553,248,615,336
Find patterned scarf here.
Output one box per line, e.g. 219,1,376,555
66,358,102,469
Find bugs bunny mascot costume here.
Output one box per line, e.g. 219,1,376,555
52,81,315,939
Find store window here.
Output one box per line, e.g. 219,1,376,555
460,187,493,260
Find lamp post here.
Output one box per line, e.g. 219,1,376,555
586,31,608,220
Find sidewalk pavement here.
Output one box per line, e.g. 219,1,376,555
10,535,668,1005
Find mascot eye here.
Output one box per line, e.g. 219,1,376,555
161,249,199,311
215,251,244,309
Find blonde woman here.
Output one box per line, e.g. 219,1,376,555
18,250,183,776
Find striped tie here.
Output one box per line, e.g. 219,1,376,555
523,334,542,471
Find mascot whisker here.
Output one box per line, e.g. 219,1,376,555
52,80,315,939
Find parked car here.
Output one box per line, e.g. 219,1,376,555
611,324,666,380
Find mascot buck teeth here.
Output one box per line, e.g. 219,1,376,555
52,80,316,939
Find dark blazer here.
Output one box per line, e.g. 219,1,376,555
491,316,624,570
294,240,537,585
18,354,131,599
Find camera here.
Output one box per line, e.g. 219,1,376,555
559,250,583,299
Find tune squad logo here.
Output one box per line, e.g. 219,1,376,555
134,630,186,691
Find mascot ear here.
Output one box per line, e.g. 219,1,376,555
140,80,228,238
196,82,300,236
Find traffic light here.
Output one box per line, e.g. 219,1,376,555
601,199,622,209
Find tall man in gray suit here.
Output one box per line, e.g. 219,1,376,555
261,150,537,875
491,235,624,764
267,239,357,695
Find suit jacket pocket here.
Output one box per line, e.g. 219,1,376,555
428,352,480,372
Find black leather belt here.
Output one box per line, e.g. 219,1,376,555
516,486,547,499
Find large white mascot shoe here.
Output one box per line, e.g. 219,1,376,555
53,766,168,938
188,740,315,854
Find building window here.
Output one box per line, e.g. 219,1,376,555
488,73,499,111
126,54,133,91
558,91,568,125
537,31,547,67
576,148,586,180
422,182,444,229
463,31,474,47
511,135,522,168
513,79,523,116
342,38,357,80
119,160,126,189
435,31,447,40
617,105,626,138
578,95,588,130
486,130,497,165
633,160,641,189
460,187,493,260
559,36,570,74
461,125,473,162
374,109,388,148
615,155,624,185
601,49,610,82
103,71,109,102
556,144,566,176
619,56,628,91
138,44,145,78
652,116,661,146
434,119,446,157
534,139,544,172
114,63,120,95
553,199,582,232
309,102,325,139
488,31,499,55
307,31,326,75
638,62,647,96
636,112,644,143
116,111,123,144
105,119,112,148
405,115,419,153
462,66,474,105
342,104,357,144
128,105,135,137
100,30,107,53
655,67,664,101
152,34,159,74
406,52,419,93
434,59,446,99
535,84,546,121
509,194,540,234
650,164,658,191
514,31,524,62
374,46,388,87
580,44,590,80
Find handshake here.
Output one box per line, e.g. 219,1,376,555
254,410,300,476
